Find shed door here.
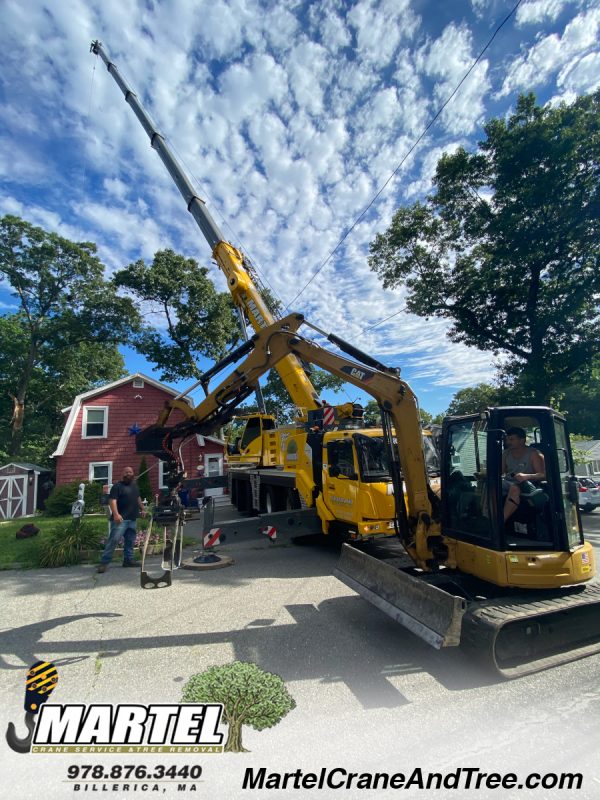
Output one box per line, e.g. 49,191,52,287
0,475,27,519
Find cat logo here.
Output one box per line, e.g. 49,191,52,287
341,365,374,383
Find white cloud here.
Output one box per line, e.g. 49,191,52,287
348,0,417,68
404,142,463,199
417,23,491,135
515,0,576,27
0,139,51,185
558,51,600,93
499,6,600,96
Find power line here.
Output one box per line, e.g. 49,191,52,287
286,0,524,310
361,305,407,333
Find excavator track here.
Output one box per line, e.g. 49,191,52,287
335,544,600,679
461,582,600,679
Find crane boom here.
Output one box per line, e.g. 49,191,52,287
90,40,320,413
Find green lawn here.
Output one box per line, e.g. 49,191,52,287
0,514,149,569
0,514,197,569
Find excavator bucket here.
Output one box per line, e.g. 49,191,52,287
333,544,466,648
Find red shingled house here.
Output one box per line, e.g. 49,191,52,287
52,373,225,500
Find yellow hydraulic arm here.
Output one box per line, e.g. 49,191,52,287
150,313,442,571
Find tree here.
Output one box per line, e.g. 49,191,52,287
0,314,126,464
446,383,502,416
363,399,440,426
0,216,139,456
369,92,600,403
113,250,240,382
557,360,600,438
181,661,295,753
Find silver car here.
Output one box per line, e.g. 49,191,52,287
577,478,600,513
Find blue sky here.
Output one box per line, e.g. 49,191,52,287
1,0,599,414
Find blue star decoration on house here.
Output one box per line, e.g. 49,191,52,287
128,423,143,436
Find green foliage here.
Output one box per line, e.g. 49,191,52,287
45,480,104,517
0,215,137,457
39,517,104,567
446,383,503,416
181,661,295,753
137,457,153,503
558,361,600,438
113,249,240,381
369,93,600,403
0,314,126,465
259,368,345,423
363,398,438,427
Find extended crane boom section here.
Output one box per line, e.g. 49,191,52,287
90,40,319,415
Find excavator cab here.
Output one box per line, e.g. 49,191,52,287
441,407,587,584
225,414,277,465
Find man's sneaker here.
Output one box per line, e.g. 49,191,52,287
97,564,107,573
122,561,138,568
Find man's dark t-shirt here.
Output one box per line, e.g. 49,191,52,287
109,481,141,520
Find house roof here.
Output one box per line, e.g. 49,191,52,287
575,440,600,454
52,373,195,458
60,372,192,413
197,435,225,446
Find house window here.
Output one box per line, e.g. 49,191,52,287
83,406,108,438
133,378,144,388
158,460,167,490
89,462,112,485
205,455,223,477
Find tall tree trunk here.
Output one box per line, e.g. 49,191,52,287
8,394,25,456
9,339,38,457
224,718,248,753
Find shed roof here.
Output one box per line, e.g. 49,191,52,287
0,462,49,472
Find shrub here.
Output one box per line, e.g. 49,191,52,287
39,518,104,567
45,480,104,516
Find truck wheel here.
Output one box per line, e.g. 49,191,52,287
263,487,276,514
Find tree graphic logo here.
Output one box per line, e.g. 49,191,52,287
181,661,295,753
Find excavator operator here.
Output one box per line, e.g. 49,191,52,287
502,426,546,522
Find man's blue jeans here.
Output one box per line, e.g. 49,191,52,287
100,519,137,564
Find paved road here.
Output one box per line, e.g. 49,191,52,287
1,506,599,800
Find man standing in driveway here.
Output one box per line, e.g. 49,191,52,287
97,466,146,573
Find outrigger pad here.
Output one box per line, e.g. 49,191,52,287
140,570,172,589
135,426,174,457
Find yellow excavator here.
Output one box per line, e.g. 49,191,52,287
135,313,600,678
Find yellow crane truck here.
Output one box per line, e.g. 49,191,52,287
90,39,439,540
